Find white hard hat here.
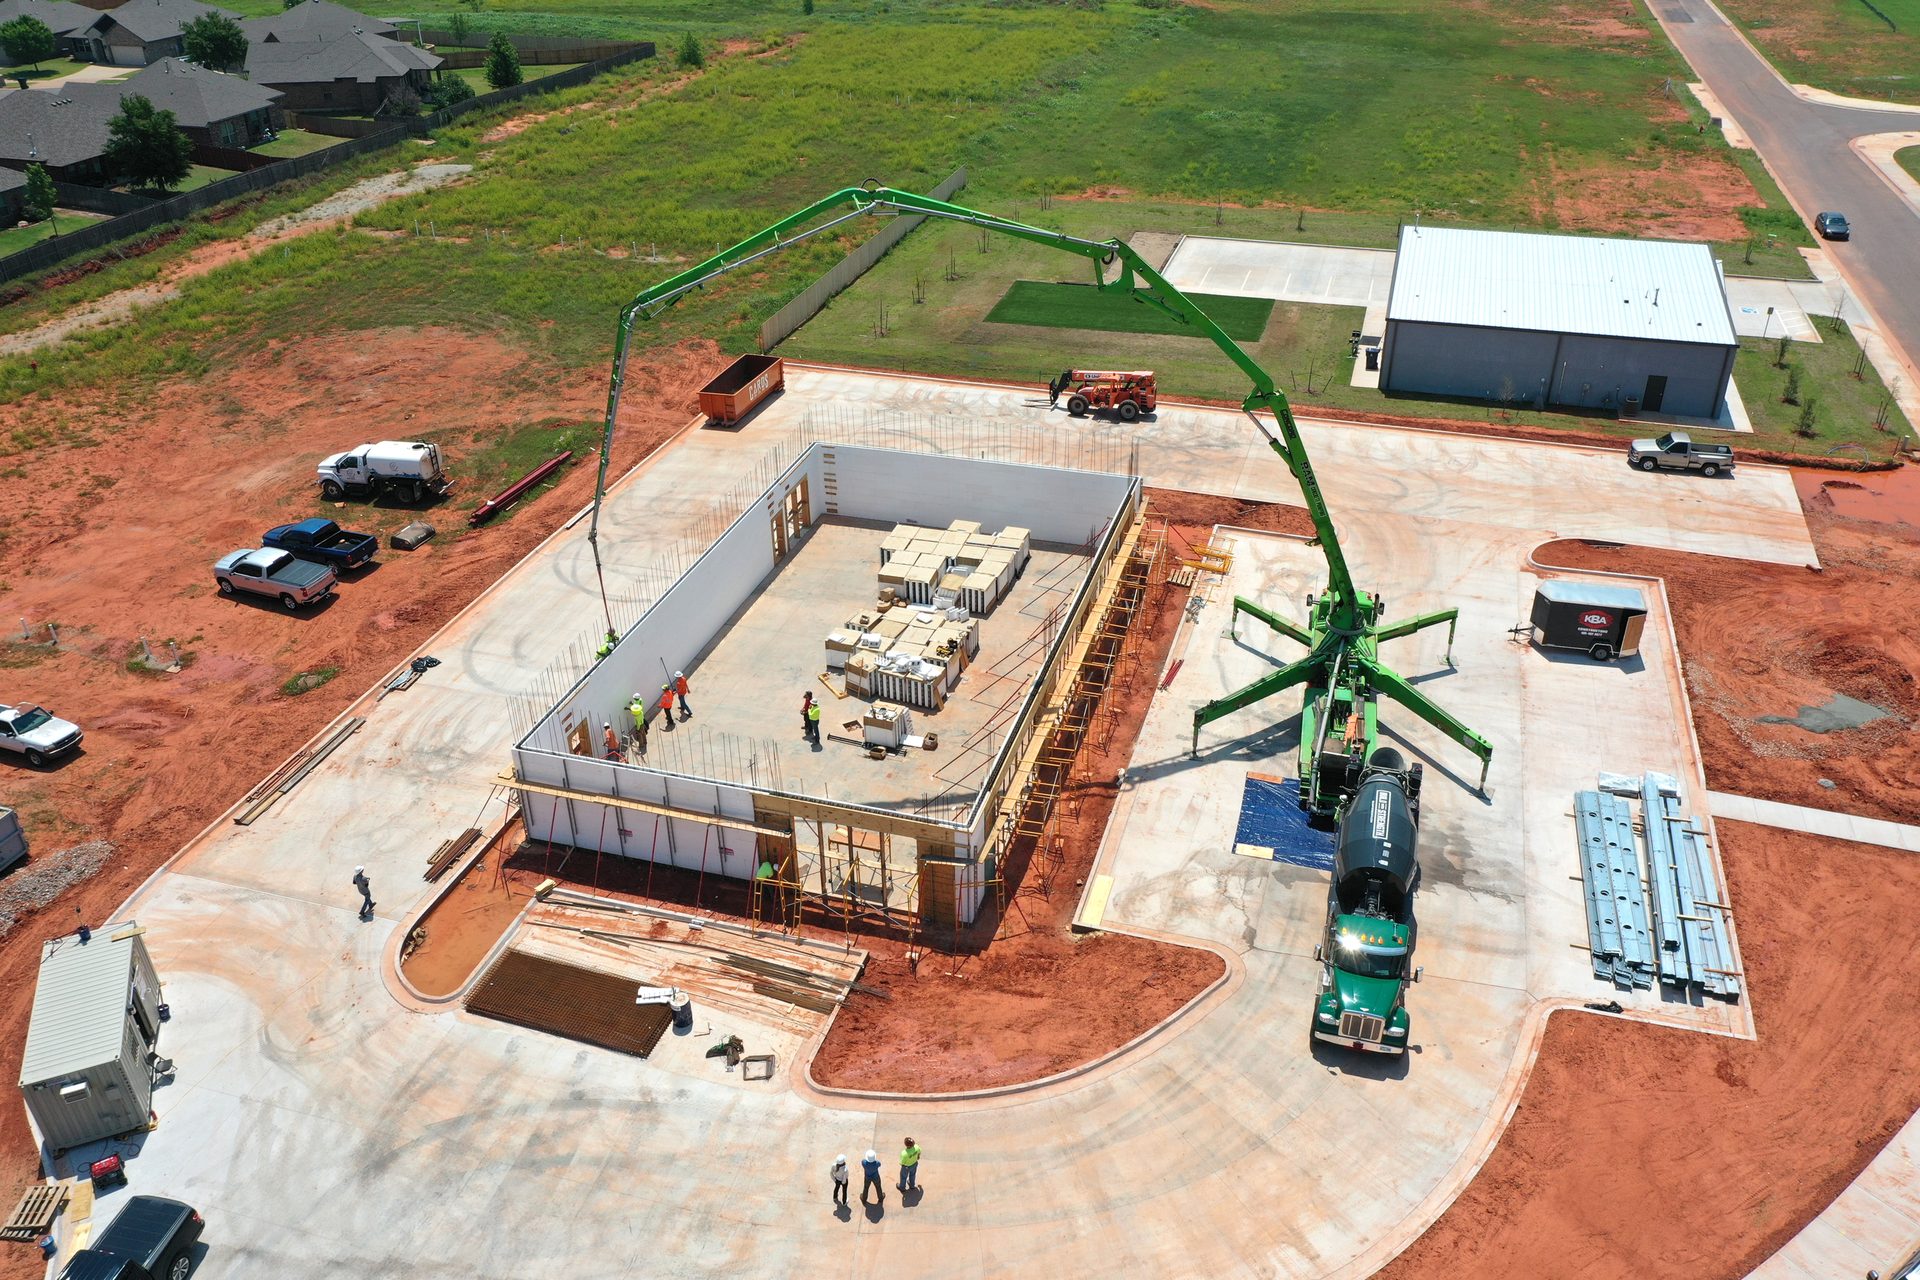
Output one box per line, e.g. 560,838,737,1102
835,1153,846,1164
633,691,642,700
864,1149,877,1160
675,670,684,678
603,721,612,728
354,865,365,874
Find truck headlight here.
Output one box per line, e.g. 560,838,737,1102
1385,1025,1407,1037
1316,1012,1337,1025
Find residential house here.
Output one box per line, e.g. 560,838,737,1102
116,57,279,147
238,0,396,45
245,29,439,114
0,0,98,60
0,87,115,183
76,0,240,67
0,167,26,224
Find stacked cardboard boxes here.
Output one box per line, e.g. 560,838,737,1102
876,519,1031,614
830,606,981,711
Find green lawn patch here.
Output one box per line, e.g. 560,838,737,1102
1900,147,1920,184
1735,323,1913,453
986,280,1273,343
0,213,108,257
281,666,340,696
0,56,91,82
448,62,586,95
1716,0,1920,103
252,129,341,159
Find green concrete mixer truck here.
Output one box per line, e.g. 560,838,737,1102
1311,747,1425,1054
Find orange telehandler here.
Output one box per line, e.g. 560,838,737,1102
1047,369,1157,422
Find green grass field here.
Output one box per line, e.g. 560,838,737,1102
1735,322,1914,450
0,213,108,258
1900,147,1920,182
0,55,92,81
1716,0,1920,103
0,0,1819,475
986,281,1274,343
252,129,342,159
447,62,587,94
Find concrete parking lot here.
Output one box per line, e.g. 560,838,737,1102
58,365,1814,1278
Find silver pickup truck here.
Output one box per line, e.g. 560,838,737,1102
214,548,337,611
1628,430,1735,477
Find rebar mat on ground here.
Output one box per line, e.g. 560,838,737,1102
465,950,674,1058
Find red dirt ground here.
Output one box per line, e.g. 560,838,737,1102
1538,489,1920,824
1380,821,1920,1280
0,329,719,1272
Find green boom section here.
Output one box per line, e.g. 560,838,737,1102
584,184,1493,815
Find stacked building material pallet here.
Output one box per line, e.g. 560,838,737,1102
1574,790,1655,988
877,520,1028,615
465,950,675,1058
831,607,979,710
1641,773,1740,999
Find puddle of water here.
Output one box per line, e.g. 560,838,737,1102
1756,692,1895,734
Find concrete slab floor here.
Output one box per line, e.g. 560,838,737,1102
653,517,1089,822
48,364,1813,1279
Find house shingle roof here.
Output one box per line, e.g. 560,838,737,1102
0,87,118,168
0,0,96,38
116,57,279,128
85,0,239,46
238,0,395,44
0,168,26,195
245,28,439,85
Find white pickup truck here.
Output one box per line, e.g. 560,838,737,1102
1628,430,1735,477
213,548,337,611
0,703,84,767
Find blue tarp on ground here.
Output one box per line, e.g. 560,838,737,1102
1234,774,1338,870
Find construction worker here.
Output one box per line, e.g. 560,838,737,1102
628,692,648,741
602,721,621,761
658,684,677,731
859,1149,884,1205
673,669,692,718
830,1154,849,1208
352,866,374,917
800,691,814,739
595,628,618,661
898,1136,922,1192
806,695,823,746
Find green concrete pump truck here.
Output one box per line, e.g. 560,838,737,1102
1312,746,1425,1054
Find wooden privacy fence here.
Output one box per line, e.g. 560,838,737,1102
757,166,968,352
0,41,654,286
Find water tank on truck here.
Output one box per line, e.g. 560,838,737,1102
1311,747,1424,1055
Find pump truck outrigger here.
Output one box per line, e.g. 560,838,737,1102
580,183,1494,821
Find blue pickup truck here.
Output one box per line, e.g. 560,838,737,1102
262,518,377,570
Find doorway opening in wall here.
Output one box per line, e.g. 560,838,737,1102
1643,375,1668,413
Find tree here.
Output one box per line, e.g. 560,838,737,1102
181,13,247,69
483,31,521,89
377,82,422,116
803,0,814,13
1796,396,1818,438
104,95,193,194
446,11,472,46
676,31,704,68
0,15,56,69
424,75,476,110
1781,365,1801,406
22,163,56,225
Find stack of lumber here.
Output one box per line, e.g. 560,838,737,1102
514,893,870,1035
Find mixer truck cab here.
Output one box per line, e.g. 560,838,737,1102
1312,747,1424,1054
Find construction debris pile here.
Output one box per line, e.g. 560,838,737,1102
1575,771,1739,999
821,518,1030,712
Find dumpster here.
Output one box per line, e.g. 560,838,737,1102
1529,581,1648,662
0,805,24,873
697,354,785,426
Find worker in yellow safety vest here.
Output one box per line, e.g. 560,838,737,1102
628,692,649,755
805,697,822,747
898,1137,922,1192
595,629,618,660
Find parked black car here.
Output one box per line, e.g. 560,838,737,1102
59,1195,203,1280
1815,211,1851,240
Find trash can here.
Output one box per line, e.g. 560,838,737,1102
1621,395,1641,418
669,991,693,1030
1364,347,1380,371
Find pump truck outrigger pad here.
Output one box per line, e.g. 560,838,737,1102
582,185,1493,822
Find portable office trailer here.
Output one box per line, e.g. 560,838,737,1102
1529,581,1648,661
19,924,163,1153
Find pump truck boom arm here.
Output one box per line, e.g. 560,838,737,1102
585,184,1491,811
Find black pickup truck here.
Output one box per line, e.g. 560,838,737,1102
263,517,378,570
59,1196,203,1280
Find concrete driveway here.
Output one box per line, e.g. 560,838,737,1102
1161,237,1395,307
58,365,1814,1279
1649,0,1920,399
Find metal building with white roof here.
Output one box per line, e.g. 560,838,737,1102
19,923,163,1153
1379,226,1739,419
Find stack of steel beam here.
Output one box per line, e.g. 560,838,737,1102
1574,789,1656,988
1641,773,1740,999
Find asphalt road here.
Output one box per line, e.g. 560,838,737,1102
1649,0,1920,385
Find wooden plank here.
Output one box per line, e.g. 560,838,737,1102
1,1183,68,1241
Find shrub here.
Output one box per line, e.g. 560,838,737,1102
1796,396,1818,437
22,163,54,224
484,31,522,89
1781,365,1800,405
424,76,477,110
677,31,705,68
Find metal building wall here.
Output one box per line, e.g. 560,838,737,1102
1381,320,1733,418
